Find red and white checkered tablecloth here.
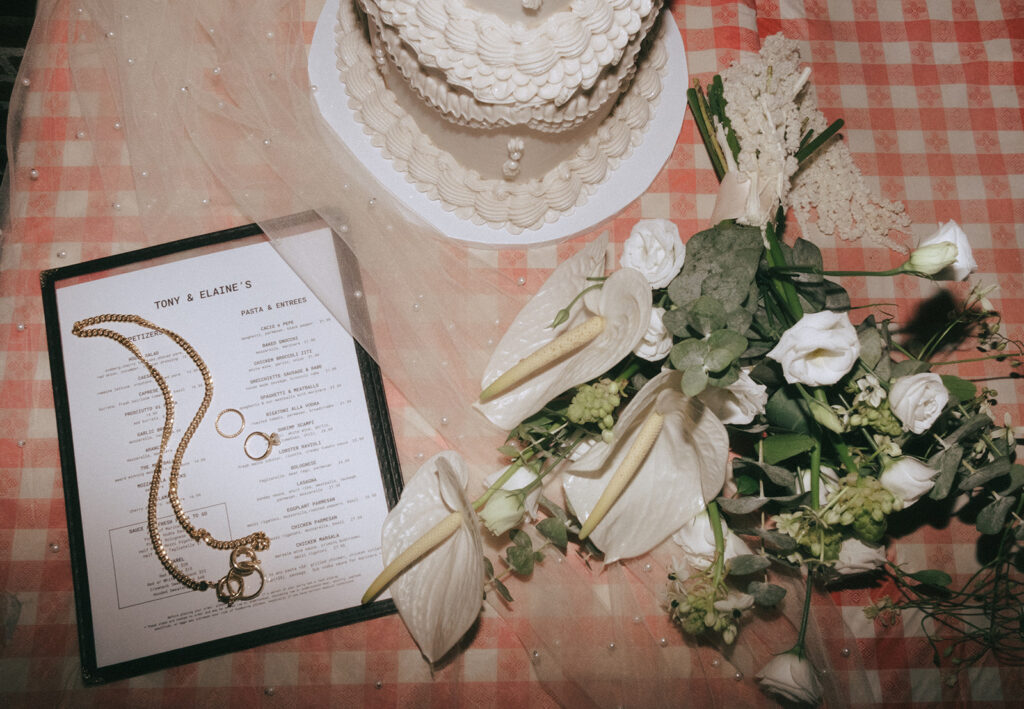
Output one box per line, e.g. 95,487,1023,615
2,0,1023,706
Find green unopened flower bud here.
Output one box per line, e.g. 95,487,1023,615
478,489,526,536
809,398,845,434
905,242,958,276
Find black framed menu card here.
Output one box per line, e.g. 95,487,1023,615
41,217,403,683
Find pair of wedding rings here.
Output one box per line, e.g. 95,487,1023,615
215,408,280,460
215,545,266,605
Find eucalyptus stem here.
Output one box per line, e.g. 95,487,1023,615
794,571,814,654
708,500,727,585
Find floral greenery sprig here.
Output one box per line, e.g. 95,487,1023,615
359,33,1022,705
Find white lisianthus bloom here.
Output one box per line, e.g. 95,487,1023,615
696,368,768,425
757,652,823,705
378,452,484,663
563,371,729,563
834,538,887,575
916,220,977,281
879,457,939,507
767,310,860,386
889,372,949,434
671,509,750,572
633,306,673,361
476,234,652,430
620,219,686,289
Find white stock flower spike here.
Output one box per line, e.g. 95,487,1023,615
563,371,729,562
363,452,484,663
476,234,652,430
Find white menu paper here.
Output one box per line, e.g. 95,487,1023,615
53,229,394,669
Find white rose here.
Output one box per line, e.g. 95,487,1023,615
880,457,939,507
696,368,768,425
756,652,823,705
478,490,525,536
802,465,841,507
834,538,887,575
917,220,977,281
671,510,750,572
620,219,686,289
889,372,948,434
767,310,860,386
633,307,673,361
484,466,542,519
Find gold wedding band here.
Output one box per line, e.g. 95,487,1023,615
215,408,245,438
244,431,281,461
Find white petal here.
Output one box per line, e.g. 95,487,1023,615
476,239,651,429
380,452,484,662
563,371,729,562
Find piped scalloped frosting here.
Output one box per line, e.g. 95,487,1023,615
367,3,661,131
335,0,667,233
360,0,656,111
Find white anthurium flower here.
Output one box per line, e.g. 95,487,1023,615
483,465,543,520
374,451,484,663
563,370,729,563
889,372,949,434
633,306,673,361
879,456,939,507
695,368,768,425
757,652,823,705
917,220,977,281
767,310,860,386
834,538,887,575
476,234,652,430
671,509,751,572
620,219,686,289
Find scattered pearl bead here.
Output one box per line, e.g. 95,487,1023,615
632,615,642,624
201,198,210,206
112,202,121,210
374,680,383,689
268,72,277,80
411,302,420,312
16,323,26,332
29,169,39,180
17,439,26,447
21,77,30,87
352,289,362,299
338,224,349,234
106,31,115,38
212,66,221,75
710,658,720,668
659,637,668,647
643,563,652,573
841,647,851,658
734,672,743,681
440,417,449,425
263,138,272,146
113,121,122,130
140,170,148,177
608,642,616,651
50,543,60,553
126,57,134,65
57,250,67,258
266,31,275,39
368,197,377,207
531,650,540,664
264,687,275,696
76,131,86,139
310,84,318,92
517,276,526,286
179,86,188,94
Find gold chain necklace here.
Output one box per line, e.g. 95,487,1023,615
72,314,270,604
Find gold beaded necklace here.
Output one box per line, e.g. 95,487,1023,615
72,314,270,604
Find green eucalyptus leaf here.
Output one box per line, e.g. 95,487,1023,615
958,458,1012,491
728,554,771,576
976,495,1016,535
688,296,728,335
708,329,748,359
483,556,495,580
999,464,1024,495
705,347,737,373
667,222,763,310
707,363,740,388
748,581,787,607
509,528,533,549
681,366,709,397
536,517,568,551
928,446,964,500
940,374,977,403
908,569,952,587
757,529,799,553
942,413,993,447
670,338,708,370
662,308,692,338
762,433,818,465
734,457,798,489
493,578,513,602
891,359,931,379
857,323,885,370
717,496,769,514
726,306,754,335
735,475,760,496
506,544,536,575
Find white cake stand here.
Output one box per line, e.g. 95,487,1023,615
309,0,689,248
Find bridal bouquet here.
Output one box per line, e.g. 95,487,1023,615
362,35,1023,705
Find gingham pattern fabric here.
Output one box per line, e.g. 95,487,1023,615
2,0,1023,706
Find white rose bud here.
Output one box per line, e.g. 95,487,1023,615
767,310,860,386
633,307,673,361
915,220,977,281
879,457,939,507
756,652,823,705
834,538,887,575
696,368,768,425
889,372,949,434
905,241,958,276
620,219,686,289
478,489,526,536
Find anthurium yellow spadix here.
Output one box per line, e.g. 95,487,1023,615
563,371,730,563
476,234,652,430
364,451,484,663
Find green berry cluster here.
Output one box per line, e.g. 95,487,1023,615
847,401,903,437
567,378,625,432
822,474,900,544
666,573,742,645
774,509,843,563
